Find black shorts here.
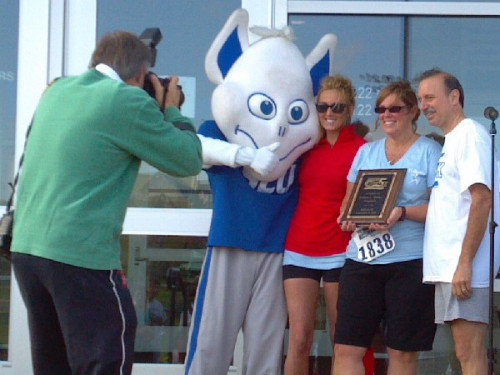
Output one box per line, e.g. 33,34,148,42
334,259,436,351
283,264,342,283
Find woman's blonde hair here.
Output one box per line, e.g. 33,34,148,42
318,75,356,106
317,75,356,125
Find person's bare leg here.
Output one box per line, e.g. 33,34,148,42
284,278,320,375
386,347,418,375
450,319,488,375
333,344,367,375
323,281,339,375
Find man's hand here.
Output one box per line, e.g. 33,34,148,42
452,183,491,300
163,76,182,109
150,74,182,109
452,261,473,300
148,73,165,106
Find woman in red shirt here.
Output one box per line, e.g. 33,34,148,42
283,75,374,375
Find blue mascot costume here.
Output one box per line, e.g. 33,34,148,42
185,9,337,375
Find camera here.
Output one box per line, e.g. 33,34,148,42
143,72,185,108
139,28,185,108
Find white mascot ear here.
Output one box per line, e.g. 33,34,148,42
306,33,338,96
205,8,250,85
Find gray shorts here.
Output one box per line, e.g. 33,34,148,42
435,283,490,324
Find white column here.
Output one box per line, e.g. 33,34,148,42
64,0,97,76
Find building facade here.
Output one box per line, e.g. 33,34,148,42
0,1,499,374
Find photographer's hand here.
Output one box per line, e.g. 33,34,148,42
164,76,182,109
148,73,166,107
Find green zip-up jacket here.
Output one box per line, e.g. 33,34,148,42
12,69,202,269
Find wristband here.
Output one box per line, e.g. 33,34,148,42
398,206,406,221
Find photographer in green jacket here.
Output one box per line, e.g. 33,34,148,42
11,30,202,375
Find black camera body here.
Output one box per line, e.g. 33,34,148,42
139,28,185,108
143,72,185,107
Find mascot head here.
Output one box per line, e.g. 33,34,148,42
206,8,337,182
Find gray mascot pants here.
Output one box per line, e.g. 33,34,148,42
185,247,286,375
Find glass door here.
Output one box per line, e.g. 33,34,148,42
94,1,242,374
11,1,246,375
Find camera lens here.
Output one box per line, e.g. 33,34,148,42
143,72,157,98
143,72,185,108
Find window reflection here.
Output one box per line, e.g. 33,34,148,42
96,1,241,210
299,0,499,2
128,164,212,208
0,0,18,362
121,234,206,364
290,14,404,141
0,0,18,205
408,16,500,140
291,14,500,148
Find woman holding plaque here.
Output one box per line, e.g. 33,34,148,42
283,75,375,375
334,80,442,375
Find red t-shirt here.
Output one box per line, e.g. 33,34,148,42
285,125,366,257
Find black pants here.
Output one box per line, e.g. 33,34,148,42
12,253,137,375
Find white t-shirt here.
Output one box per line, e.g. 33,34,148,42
423,118,500,287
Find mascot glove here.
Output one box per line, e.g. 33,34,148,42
237,142,280,176
198,134,242,168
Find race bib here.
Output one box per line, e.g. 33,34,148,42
353,228,395,262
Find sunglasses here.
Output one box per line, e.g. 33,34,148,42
316,102,347,114
374,105,410,114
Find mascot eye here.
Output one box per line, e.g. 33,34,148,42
288,100,309,124
248,93,277,120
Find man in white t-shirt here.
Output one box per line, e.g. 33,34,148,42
418,68,500,375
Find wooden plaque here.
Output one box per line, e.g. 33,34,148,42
340,169,407,225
